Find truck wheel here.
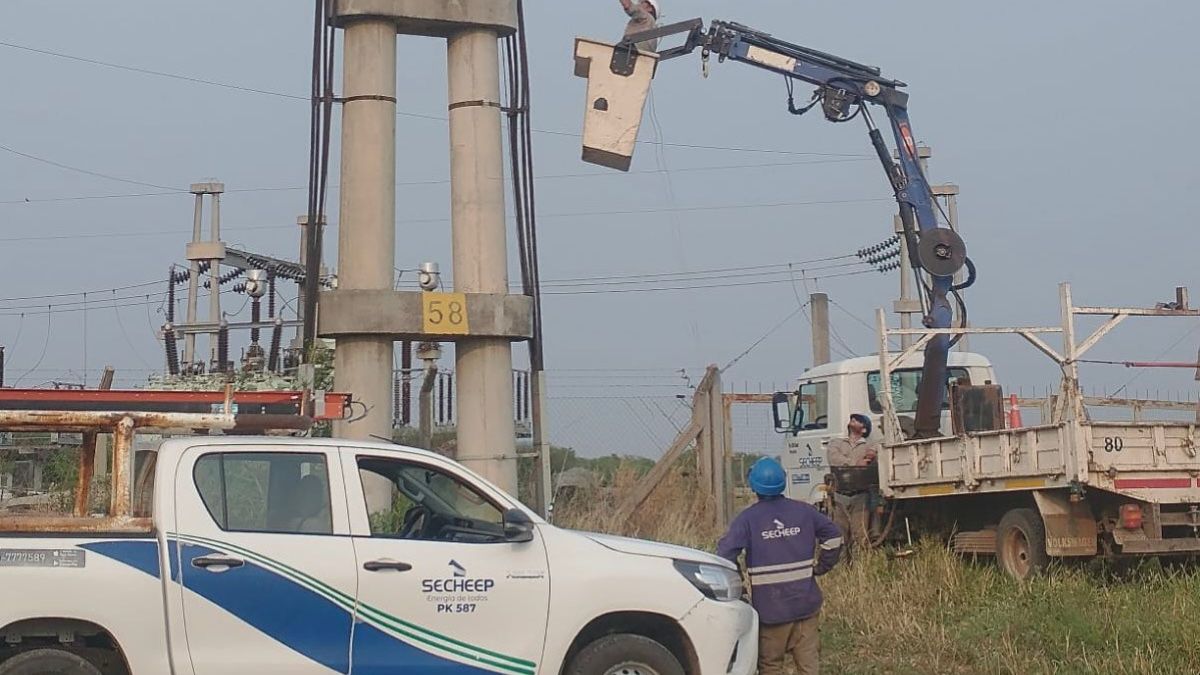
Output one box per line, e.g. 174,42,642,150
566,634,685,675
996,508,1049,580
0,648,102,675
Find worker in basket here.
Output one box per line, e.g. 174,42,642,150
718,457,842,675
826,414,881,553
617,0,660,51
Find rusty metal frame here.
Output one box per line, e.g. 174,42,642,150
876,283,1199,440
0,389,350,421
0,411,237,534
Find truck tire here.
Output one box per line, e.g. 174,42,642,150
996,508,1049,580
566,634,685,675
0,648,102,675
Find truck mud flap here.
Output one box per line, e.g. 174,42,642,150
1032,490,1097,556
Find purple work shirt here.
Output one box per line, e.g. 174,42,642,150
717,496,843,625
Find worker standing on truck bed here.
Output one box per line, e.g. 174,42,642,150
718,457,843,675
827,414,878,551
617,0,659,51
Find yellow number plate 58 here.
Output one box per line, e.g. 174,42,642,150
422,292,469,335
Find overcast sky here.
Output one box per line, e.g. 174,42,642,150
2,1,1197,454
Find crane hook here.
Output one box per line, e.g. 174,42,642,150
701,48,710,79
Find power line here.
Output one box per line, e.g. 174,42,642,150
542,268,877,295
2,157,873,206
0,279,163,303
831,298,880,337
12,312,52,387
538,262,869,290
722,303,810,373
397,197,892,225
0,142,181,191
1111,323,1200,397
0,39,871,159
539,253,857,284
0,195,892,244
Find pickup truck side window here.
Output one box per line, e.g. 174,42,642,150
357,457,505,543
866,367,971,414
194,452,332,535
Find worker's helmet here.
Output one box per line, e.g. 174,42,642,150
849,413,872,438
642,0,660,18
748,457,787,497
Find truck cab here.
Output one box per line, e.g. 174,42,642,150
772,352,996,503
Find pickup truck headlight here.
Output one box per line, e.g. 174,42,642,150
673,560,743,602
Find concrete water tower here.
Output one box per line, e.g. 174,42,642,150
320,1,533,496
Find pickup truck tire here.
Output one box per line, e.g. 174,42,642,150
0,648,102,675
996,508,1049,581
566,634,685,675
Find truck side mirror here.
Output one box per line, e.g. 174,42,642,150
772,392,799,434
502,508,535,544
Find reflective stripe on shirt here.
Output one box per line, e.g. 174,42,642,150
820,537,844,550
747,559,814,575
750,566,815,586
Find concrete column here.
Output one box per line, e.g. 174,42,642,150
811,292,831,367
184,194,203,365
447,29,517,493
333,18,398,488
208,191,222,366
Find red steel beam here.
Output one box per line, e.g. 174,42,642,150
0,389,350,420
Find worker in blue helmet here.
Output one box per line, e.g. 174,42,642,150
717,457,842,675
827,414,880,551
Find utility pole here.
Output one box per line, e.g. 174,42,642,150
184,183,225,370
322,3,530,500
448,25,518,494
810,292,831,366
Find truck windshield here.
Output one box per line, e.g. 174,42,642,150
866,368,971,414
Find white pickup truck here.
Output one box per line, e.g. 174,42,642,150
0,415,755,675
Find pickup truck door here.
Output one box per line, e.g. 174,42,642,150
172,445,358,675
340,451,549,675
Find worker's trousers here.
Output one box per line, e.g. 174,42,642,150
832,491,870,552
758,613,820,675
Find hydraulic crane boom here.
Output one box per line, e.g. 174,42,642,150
614,19,977,437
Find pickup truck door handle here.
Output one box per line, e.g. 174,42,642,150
363,559,413,572
191,554,245,571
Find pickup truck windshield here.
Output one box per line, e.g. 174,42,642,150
358,457,505,544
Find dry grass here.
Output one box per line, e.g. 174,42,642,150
553,464,724,550
554,460,1200,675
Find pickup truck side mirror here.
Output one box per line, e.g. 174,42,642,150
503,508,535,544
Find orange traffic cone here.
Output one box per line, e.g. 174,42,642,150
1008,393,1023,429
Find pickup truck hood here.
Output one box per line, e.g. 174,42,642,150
577,531,735,570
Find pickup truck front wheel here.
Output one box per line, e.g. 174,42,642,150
0,648,102,675
566,634,685,675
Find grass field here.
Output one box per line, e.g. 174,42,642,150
553,469,1200,675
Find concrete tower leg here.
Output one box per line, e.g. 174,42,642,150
447,29,517,494
333,17,398,511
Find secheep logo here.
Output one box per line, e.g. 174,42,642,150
761,518,802,540
421,560,495,594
